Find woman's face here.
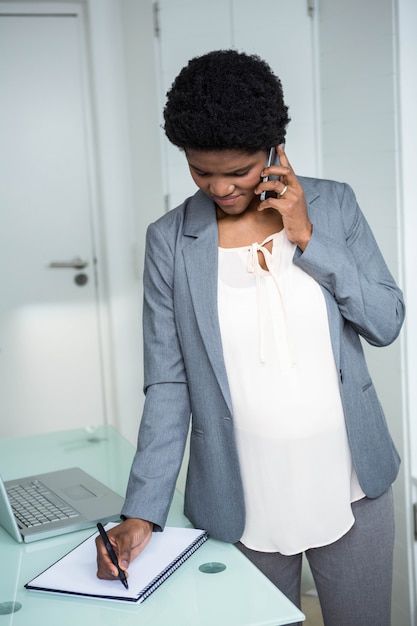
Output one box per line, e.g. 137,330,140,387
185,148,267,216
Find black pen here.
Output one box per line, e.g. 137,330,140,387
97,522,129,589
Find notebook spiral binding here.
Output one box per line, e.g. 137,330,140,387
139,531,209,602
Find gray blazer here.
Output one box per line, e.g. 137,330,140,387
122,177,405,543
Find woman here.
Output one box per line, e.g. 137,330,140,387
96,50,405,625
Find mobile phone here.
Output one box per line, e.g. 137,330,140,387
260,147,280,201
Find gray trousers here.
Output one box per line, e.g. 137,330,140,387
237,488,394,626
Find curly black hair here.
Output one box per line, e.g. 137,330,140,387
163,50,290,153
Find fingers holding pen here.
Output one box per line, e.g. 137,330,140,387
96,518,153,581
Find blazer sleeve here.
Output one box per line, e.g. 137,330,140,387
294,181,405,346
121,220,191,530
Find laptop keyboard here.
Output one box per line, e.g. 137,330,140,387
7,480,80,528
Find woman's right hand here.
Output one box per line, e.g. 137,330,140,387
96,517,153,581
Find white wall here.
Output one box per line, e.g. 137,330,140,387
318,0,415,623
397,0,417,480
86,0,164,444
397,0,417,620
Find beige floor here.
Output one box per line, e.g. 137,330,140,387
301,590,324,625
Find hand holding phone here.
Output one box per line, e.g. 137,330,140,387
260,147,280,201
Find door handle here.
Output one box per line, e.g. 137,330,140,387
49,257,88,270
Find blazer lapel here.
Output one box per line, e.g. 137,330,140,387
182,192,233,411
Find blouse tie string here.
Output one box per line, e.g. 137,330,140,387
247,234,296,367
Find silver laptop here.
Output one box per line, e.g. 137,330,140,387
0,467,125,543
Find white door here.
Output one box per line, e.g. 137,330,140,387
0,8,106,437
155,0,319,211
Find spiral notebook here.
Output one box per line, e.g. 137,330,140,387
25,523,208,603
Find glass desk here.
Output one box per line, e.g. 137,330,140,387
0,425,304,625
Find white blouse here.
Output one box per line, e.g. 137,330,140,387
218,231,364,555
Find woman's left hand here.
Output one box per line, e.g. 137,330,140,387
256,145,312,251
